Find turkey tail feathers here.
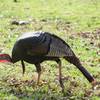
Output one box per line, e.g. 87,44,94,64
64,56,95,83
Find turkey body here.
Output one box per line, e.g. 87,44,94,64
11,31,95,91
12,31,73,64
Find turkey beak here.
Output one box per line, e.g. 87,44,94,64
0,54,12,63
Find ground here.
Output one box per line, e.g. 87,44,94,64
0,0,100,100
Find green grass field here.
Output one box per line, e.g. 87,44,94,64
0,0,100,99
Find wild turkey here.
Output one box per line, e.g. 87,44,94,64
0,31,96,91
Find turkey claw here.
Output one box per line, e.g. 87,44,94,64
37,80,47,86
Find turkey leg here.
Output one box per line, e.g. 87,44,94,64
35,63,42,85
56,59,64,92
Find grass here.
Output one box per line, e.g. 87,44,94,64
0,0,100,99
